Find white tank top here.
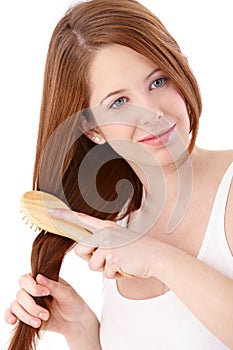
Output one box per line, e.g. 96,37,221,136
100,163,233,350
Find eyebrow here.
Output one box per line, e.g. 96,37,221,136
100,89,126,105
100,67,161,104
146,68,161,80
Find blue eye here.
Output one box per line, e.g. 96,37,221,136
151,77,168,89
110,97,127,109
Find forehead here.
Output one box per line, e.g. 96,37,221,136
89,44,157,104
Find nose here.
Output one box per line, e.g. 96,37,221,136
135,95,163,125
140,111,162,126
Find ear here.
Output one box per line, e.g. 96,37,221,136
78,114,106,144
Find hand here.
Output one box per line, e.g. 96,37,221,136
77,232,158,279
49,209,160,279
4,273,99,340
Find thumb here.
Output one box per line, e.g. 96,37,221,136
36,274,71,300
48,208,116,232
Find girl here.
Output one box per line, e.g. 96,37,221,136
5,0,233,349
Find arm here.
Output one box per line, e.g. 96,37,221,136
65,315,101,350
49,205,233,348
84,237,233,348
150,240,233,348
74,230,233,348
153,162,233,347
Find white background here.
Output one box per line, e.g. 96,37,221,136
0,0,232,349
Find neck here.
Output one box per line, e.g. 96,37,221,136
128,147,201,234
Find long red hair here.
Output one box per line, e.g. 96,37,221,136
8,0,201,348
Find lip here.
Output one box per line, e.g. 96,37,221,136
138,124,176,146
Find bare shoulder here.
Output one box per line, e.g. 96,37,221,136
217,149,233,166
199,148,233,173
196,147,233,203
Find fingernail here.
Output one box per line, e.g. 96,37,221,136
30,319,40,327
76,212,85,216
7,316,15,324
106,254,113,260
47,208,57,216
39,312,48,321
37,274,48,284
41,290,50,296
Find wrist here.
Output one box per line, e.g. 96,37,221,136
66,334,101,350
65,305,101,349
66,326,101,350
148,238,177,281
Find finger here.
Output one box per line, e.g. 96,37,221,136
10,300,42,328
92,252,132,279
4,309,17,325
103,254,121,279
16,288,49,321
48,208,116,231
19,273,50,297
88,249,108,272
36,274,77,304
74,212,116,229
74,243,96,261
80,226,142,249
48,208,95,234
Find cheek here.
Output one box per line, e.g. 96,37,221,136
100,125,142,161
169,90,187,114
169,92,189,127
100,124,135,141
167,91,190,142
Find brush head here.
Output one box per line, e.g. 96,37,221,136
20,191,91,242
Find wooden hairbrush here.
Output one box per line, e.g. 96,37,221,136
20,190,134,278
20,191,91,241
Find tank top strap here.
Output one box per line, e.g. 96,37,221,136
198,162,233,260
209,162,233,223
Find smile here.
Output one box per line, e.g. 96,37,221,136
138,124,176,146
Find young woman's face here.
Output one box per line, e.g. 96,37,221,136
88,44,190,167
